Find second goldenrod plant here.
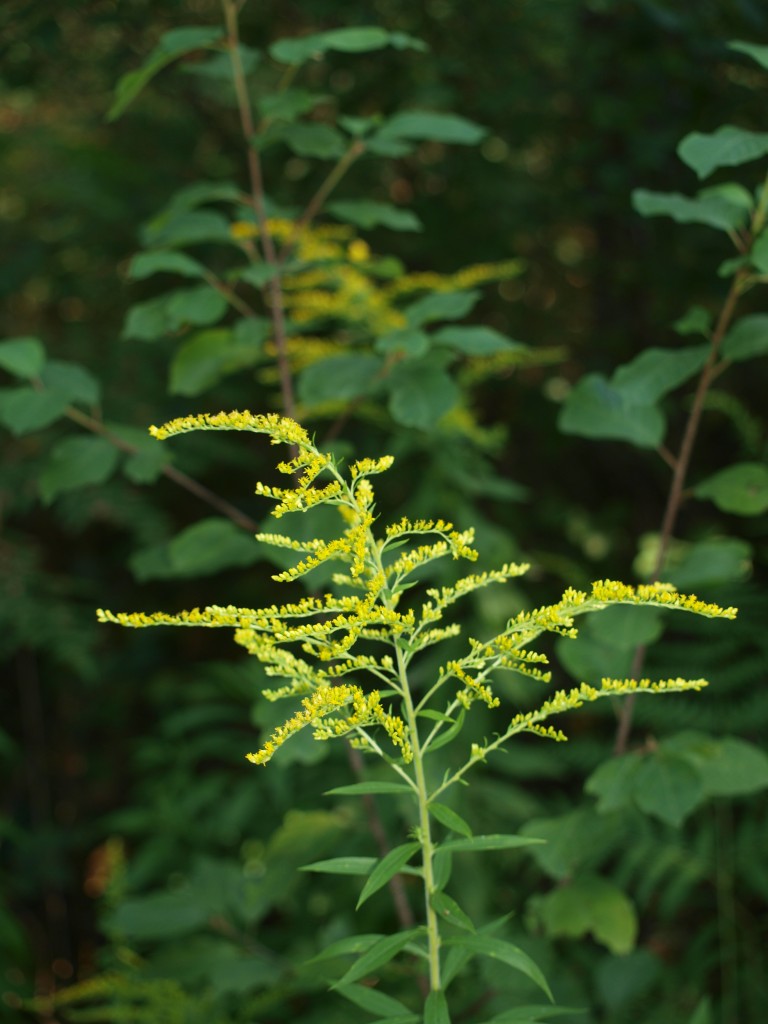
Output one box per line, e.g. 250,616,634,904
98,410,736,1020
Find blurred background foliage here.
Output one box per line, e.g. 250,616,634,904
2,0,768,1022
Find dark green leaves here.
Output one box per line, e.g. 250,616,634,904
404,290,481,328
128,250,208,281
331,928,422,988
632,188,750,232
429,891,475,932
428,802,472,838
532,876,637,956
39,437,120,503
130,518,259,581
298,354,383,405
327,199,422,232
0,337,46,379
441,935,552,1001
301,857,376,876
122,286,229,341
433,326,527,356
388,362,460,430
373,111,487,148
424,990,451,1024
169,321,270,396
269,28,426,66
559,345,708,448
722,314,768,362
693,463,768,516
677,126,768,180
108,27,226,122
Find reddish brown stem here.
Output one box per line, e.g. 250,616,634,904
613,271,747,754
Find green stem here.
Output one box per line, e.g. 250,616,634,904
394,644,442,994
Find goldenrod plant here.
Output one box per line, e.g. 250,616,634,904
97,410,735,1020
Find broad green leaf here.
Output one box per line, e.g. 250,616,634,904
612,345,708,404
375,329,431,358
130,518,259,580
325,781,413,796
357,842,420,908
631,188,748,231
520,808,624,881
328,199,422,232
128,250,207,281
721,314,768,362
697,737,768,797
270,27,426,65
424,990,451,1024
404,289,481,327
585,755,642,815
557,374,665,448
279,122,347,160
108,26,225,121
0,388,69,435
677,125,768,180
39,436,120,503
750,232,768,273
337,982,414,1019
141,209,233,249
633,754,703,826
123,286,228,341
41,360,100,405
533,876,637,955
0,337,46,379
109,423,170,484
388,364,460,430
180,44,260,85
693,462,768,516
432,325,528,356
376,110,486,146
298,354,383,404
672,306,712,337
237,263,283,287
441,935,552,1001
428,802,472,838
440,834,544,854
659,536,752,588
663,733,768,798
301,857,376,875
163,180,242,214
169,323,269,396
729,39,768,71
257,88,328,122
430,890,475,932
332,928,422,988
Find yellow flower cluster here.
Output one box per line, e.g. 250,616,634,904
446,660,500,710
149,410,312,448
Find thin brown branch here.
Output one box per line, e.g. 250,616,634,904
64,406,259,532
613,269,747,754
278,140,366,262
222,0,296,420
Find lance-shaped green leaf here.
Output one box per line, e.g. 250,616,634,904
0,337,46,380
301,856,377,875
331,928,423,988
404,289,481,327
439,834,544,854
693,462,768,516
374,110,487,147
677,125,768,180
337,982,415,1019
729,39,768,70
433,325,529,356
303,933,382,966
357,841,421,908
108,26,225,121
325,781,413,797
422,707,465,753
430,890,475,932
424,990,451,1024
428,801,472,838
441,934,552,1001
